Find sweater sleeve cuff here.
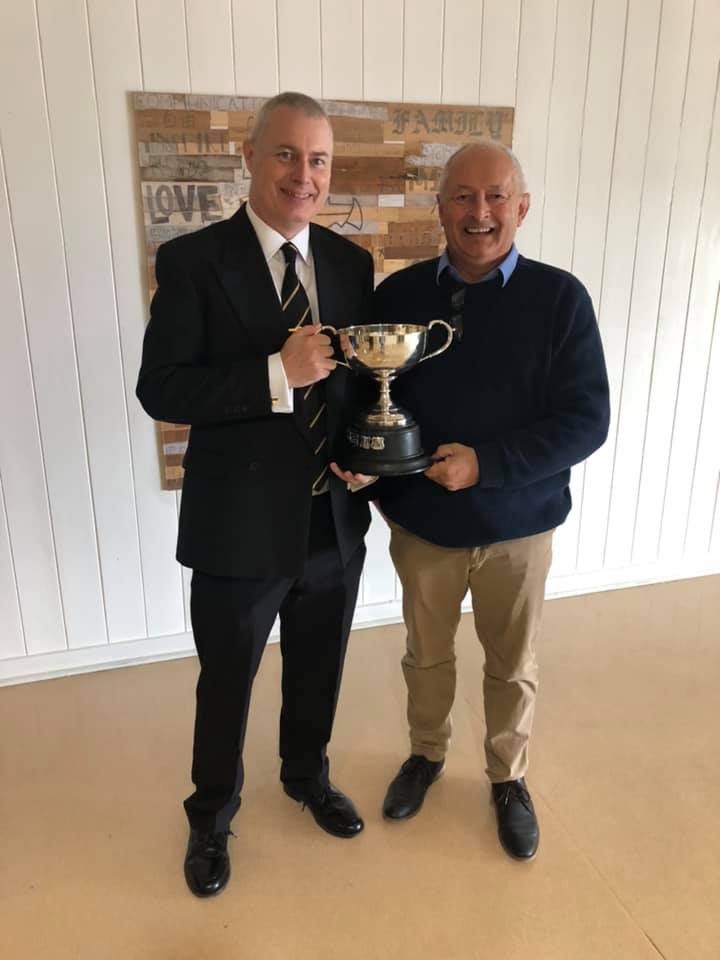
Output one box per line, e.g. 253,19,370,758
474,443,505,488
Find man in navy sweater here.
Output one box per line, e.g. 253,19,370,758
373,141,610,860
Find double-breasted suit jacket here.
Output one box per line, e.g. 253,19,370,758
137,204,374,577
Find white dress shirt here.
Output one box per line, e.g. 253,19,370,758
245,202,321,414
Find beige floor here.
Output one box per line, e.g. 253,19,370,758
2,575,719,960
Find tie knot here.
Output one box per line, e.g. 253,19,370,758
281,242,298,266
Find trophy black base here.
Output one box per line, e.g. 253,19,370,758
340,421,432,477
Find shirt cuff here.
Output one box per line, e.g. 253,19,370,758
348,476,378,493
268,353,293,413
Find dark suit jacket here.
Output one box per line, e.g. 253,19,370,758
137,205,374,578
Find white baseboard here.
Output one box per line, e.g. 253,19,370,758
2,557,717,687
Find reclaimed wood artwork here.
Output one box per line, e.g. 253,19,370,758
133,92,514,489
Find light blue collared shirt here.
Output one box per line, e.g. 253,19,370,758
436,243,519,287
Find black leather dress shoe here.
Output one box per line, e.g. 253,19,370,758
283,782,364,838
491,778,539,860
184,829,231,897
382,754,445,820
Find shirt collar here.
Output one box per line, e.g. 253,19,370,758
245,201,310,264
436,243,518,288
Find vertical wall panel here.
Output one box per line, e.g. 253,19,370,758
321,0,362,99
539,0,593,576
403,0,443,102
685,83,720,558
36,0,146,643
87,0,186,638
0,145,66,655
632,0,720,563
441,0,482,105
572,0,626,573
186,0,235,93
578,0,662,571
659,10,720,559
571,0,626,311
232,0,278,95
0,473,24,659
277,0,322,96
137,0,190,92
478,0,521,107
362,509,395,606
603,0,694,568
363,0,403,101
512,0,558,259
1,0,107,649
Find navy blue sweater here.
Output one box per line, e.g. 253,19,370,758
371,254,610,547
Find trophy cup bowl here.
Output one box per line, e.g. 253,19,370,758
321,320,454,476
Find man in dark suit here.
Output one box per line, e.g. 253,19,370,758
137,92,374,897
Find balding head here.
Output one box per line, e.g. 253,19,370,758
436,140,530,282
438,141,527,199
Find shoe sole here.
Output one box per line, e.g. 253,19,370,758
381,764,446,822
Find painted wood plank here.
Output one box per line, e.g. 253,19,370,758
137,0,190,92
658,1,720,561
540,0,593,272
685,286,720,556
37,0,146,643
571,0,626,310
186,0,235,94
321,0,362,99
577,0,662,571
0,146,67,656
604,0,695,569
441,0,482,106
0,473,25,660
479,0,521,107
277,0,322,96
87,0,186,638
1,0,108,650
363,0,403,102
403,0,443,103
572,0,626,574
512,0,558,259
539,0,593,577
632,0,720,564
232,0,278,96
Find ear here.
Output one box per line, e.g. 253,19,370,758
517,192,530,227
242,139,254,172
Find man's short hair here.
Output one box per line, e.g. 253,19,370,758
438,141,527,196
249,92,330,144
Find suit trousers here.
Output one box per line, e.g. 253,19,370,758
388,521,553,782
183,493,365,832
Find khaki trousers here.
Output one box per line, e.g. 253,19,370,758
388,522,554,783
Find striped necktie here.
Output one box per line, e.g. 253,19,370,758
280,242,329,495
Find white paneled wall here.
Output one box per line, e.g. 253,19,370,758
1,0,719,684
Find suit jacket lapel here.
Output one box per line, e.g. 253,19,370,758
214,205,288,354
312,225,350,438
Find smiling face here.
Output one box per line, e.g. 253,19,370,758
438,145,530,282
243,105,333,239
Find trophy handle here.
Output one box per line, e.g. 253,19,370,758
318,324,352,368
418,319,454,363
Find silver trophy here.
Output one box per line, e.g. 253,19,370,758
321,321,453,476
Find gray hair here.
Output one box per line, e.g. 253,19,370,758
249,92,330,144
437,141,527,197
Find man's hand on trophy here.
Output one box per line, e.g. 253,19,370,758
281,325,336,387
424,443,479,491
329,462,378,490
